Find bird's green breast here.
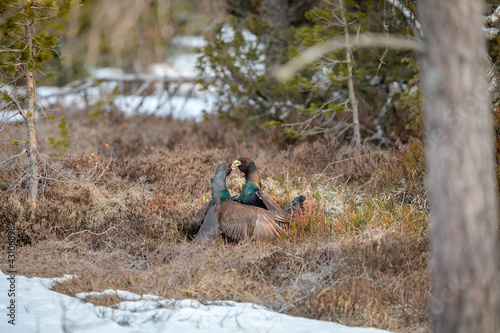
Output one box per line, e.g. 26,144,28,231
219,189,232,201
243,182,260,194
240,183,260,201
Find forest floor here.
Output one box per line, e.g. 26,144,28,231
0,107,430,332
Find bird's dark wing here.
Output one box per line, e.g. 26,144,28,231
218,200,285,240
284,195,306,214
255,190,290,227
255,190,286,214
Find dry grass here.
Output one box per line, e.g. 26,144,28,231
0,105,430,332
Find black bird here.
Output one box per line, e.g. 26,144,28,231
232,157,307,215
196,162,288,242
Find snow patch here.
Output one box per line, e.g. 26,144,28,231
0,269,391,333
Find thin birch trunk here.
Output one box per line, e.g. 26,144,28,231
340,0,361,148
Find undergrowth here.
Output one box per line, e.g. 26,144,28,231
0,106,430,332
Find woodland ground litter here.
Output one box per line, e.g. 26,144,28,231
0,106,430,332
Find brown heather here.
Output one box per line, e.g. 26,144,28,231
0,106,430,332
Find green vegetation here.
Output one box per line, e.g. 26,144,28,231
48,117,70,159
0,0,73,81
0,0,79,206
198,1,419,144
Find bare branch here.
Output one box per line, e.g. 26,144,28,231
64,223,123,240
485,27,500,41
0,108,20,132
385,0,423,39
276,32,423,82
484,5,500,26
9,94,28,120
0,149,27,166
0,37,27,50
0,49,22,53
365,85,398,146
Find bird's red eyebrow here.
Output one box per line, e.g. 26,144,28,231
227,163,231,166
242,158,248,162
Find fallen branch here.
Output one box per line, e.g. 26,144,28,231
64,223,122,240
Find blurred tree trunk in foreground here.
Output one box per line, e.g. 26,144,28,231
421,0,500,332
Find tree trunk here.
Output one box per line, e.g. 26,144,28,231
26,72,38,209
25,15,38,209
340,0,361,148
421,0,500,332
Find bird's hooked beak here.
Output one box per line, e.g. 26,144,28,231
231,159,241,170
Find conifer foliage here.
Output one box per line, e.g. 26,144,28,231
198,1,418,144
0,0,76,208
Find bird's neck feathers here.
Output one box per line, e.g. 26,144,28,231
219,189,231,201
245,164,262,185
212,172,231,204
242,182,260,196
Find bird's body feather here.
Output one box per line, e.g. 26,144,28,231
218,200,285,240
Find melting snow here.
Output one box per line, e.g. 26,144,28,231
2,36,216,123
0,269,391,333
